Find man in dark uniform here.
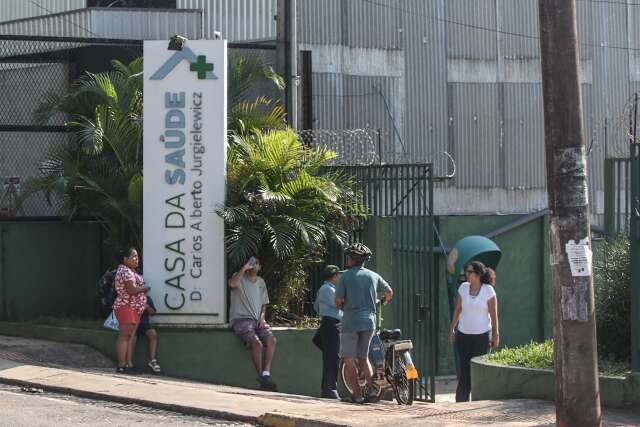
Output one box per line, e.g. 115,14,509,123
313,265,343,399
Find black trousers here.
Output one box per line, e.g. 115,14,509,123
313,316,340,397
455,330,490,402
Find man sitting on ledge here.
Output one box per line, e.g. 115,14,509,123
228,256,277,391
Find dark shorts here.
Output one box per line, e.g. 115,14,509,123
230,318,273,347
136,321,154,337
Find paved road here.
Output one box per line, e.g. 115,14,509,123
0,384,253,427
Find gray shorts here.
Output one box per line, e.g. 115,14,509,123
340,330,375,359
230,318,273,347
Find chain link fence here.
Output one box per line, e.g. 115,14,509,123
0,36,279,218
0,36,143,218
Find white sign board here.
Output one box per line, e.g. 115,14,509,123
143,40,227,325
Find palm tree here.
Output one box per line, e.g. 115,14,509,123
22,53,286,249
220,129,367,315
228,54,286,135
24,58,144,248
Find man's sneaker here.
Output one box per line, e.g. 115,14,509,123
148,359,161,373
257,375,278,391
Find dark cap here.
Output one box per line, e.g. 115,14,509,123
323,265,342,279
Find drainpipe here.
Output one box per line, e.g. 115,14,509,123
289,0,298,131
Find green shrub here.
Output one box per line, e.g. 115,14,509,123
488,340,554,370
487,340,630,376
593,235,631,362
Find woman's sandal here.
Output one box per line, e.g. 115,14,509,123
148,359,161,373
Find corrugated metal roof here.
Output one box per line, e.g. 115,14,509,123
0,8,202,39
177,0,276,41
0,0,86,23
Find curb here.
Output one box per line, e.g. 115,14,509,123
0,375,345,427
258,413,349,427
0,375,256,424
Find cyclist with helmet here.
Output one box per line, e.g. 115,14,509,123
335,243,393,404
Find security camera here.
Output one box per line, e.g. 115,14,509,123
213,31,222,40
168,34,188,51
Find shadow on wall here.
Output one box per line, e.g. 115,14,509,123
0,322,323,397
0,222,103,322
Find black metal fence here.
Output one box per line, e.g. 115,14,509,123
308,163,438,402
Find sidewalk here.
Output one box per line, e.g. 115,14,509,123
0,336,637,427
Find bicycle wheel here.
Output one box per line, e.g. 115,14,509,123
392,354,415,405
339,359,379,399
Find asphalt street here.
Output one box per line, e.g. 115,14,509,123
0,384,253,427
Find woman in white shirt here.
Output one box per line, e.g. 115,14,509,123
449,261,499,402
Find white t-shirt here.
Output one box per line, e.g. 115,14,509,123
457,282,496,335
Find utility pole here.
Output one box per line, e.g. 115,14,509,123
289,0,298,131
630,95,640,373
276,0,298,131
537,1,602,426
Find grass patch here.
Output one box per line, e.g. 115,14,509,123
487,340,630,377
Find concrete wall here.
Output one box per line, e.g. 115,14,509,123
0,221,103,321
0,214,550,378
435,214,550,374
471,357,640,409
0,321,323,397
358,214,550,376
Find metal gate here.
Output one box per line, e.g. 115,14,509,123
604,158,632,235
329,163,437,402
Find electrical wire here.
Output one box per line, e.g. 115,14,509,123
359,0,640,53
29,0,100,37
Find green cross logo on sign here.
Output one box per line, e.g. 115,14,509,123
190,55,214,79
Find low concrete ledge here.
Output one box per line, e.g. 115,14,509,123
0,321,322,397
471,356,640,409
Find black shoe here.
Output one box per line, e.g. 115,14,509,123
321,390,340,400
116,366,137,375
341,394,365,404
257,375,278,391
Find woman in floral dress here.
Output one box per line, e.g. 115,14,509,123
113,247,149,373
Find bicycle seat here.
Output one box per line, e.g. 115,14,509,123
380,329,402,340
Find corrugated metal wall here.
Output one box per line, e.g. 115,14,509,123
177,0,277,41
2,0,638,217
0,9,93,37
295,0,639,218
0,8,202,40
91,8,203,40
0,0,86,23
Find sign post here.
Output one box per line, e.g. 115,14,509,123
143,40,227,326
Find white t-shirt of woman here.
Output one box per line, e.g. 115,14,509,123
457,282,496,335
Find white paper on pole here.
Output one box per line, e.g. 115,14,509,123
143,40,227,325
565,237,592,277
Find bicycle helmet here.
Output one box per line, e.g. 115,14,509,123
344,242,373,261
